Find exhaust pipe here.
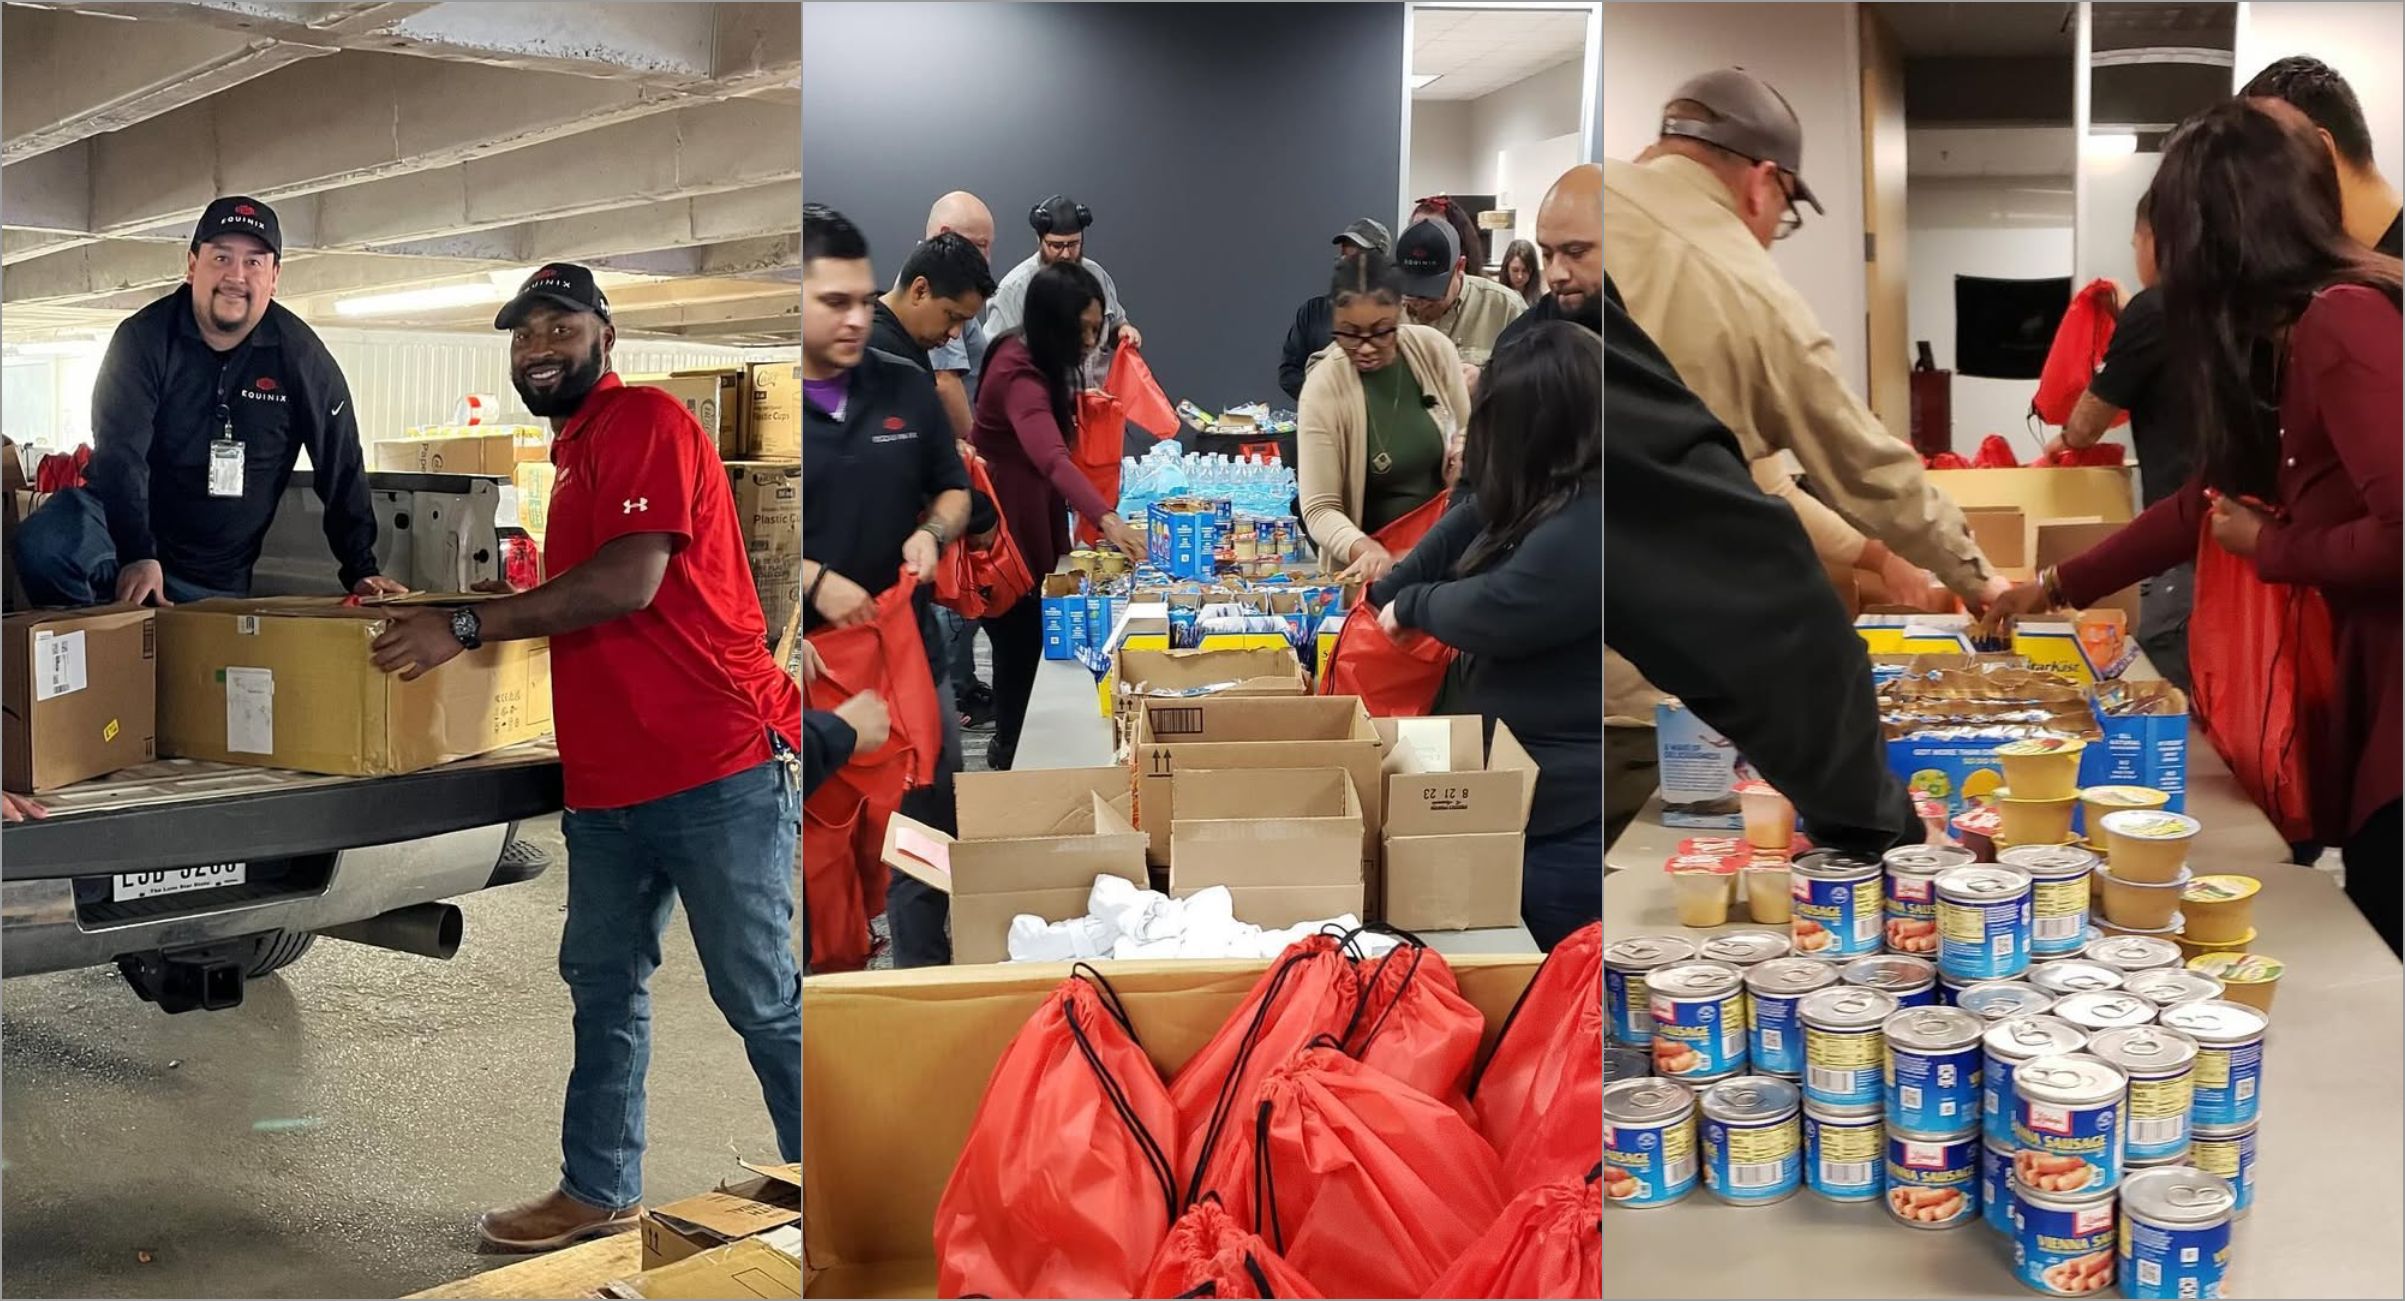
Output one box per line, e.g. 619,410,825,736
320,902,464,961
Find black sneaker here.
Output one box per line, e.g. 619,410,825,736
959,679,998,730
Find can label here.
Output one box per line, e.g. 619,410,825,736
2189,1039,2263,1129
2029,873,2093,956
1701,1113,1801,1203
2120,1216,2231,1298
1885,871,1938,955
1886,1042,1982,1134
1750,991,1805,1077
1885,1132,1977,1227
2123,1069,2195,1163
1938,889,2033,982
1793,873,1882,958
2014,1095,2122,1195
1980,1142,2015,1234
2011,1190,2118,1296
1606,966,1652,1045
1605,1114,1698,1207
2190,1129,2256,1216
1804,1024,1884,1106
1983,1051,2026,1148
1804,1111,1883,1201
1650,990,1746,1080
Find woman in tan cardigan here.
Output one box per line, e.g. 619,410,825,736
1296,249,1475,582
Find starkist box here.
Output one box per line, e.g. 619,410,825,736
155,596,551,777
1130,694,1386,872
3,605,157,793
799,953,1542,1297
1377,716,1537,931
881,767,1147,966
1168,767,1364,927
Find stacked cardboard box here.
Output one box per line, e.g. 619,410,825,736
881,768,1147,965
1377,716,1539,931
728,462,801,632
372,425,549,476
746,360,801,461
627,369,746,459
1106,645,1307,744
3,605,158,793
1128,695,1388,896
1168,767,1364,926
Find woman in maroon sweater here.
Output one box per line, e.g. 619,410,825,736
1987,100,2403,952
970,260,1149,771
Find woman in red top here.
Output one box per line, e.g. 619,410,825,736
971,260,1149,771
1987,99,2403,952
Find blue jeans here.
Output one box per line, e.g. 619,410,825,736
15,488,243,605
1522,818,1603,952
557,754,802,1210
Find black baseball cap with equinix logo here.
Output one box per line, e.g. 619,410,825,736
191,196,282,257
494,263,613,330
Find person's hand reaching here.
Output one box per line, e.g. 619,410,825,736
834,691,891,753
811,569,875,629
1975,581,2055,640
1339,538,1394,586
1102,513,1149,561
2209,495,2268,557
3,792,47,824
115,559,170,607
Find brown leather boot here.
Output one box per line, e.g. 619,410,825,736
477,1187,641,1253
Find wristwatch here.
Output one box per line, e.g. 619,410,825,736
449,606,484,650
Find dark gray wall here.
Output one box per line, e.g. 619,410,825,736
801,1,1404,411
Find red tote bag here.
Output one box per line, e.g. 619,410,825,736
937,453,1036,620
1141,1198,1326,1299
1471,923,1602,1164
2032,278,2129,427
2186,522,2342,843
1072,340,1180,548
1175,936,1361,1213
1420,1168,1603,1299
1344,934,1484,1125
1321,492,1456,716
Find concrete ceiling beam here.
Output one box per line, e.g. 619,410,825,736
1,6,335,162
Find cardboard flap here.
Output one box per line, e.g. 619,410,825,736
954,767,1135,838
884,795,1146,898
652,1190,800,1240
1379,718,1538,836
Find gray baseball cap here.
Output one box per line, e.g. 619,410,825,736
1334,217,1393,254
1659,67,1825,214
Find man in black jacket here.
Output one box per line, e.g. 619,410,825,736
16,197,399,607
1494,164,1603,356
1277,218,1392,401
1603,277,1918,860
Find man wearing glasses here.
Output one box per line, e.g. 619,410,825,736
1598,67,2008,843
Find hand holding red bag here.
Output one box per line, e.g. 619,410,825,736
1322,493,1455,716
937,452,1035,620
1420,1167,1603,1299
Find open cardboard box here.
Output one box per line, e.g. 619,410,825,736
1105,644,1307,735
881,768,1147,966
1131,694,1387,873
1168,767,1364,927
798,954,1543,1298
641,1161,802,1269
1377,717,1539,931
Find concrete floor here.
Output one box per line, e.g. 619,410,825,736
0,815,784,1299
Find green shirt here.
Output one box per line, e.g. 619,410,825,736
1358,359,1446,535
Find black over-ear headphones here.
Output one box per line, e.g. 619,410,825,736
1030,195,1094,235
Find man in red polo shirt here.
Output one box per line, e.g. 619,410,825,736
370,264,801,1252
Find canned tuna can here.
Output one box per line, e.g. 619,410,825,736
1980,1138,2016,1234
1745,956,1837,1078
1884,1126,1979,1228
2188,1124,2256,1218
2052,990,2158,1035
2028,960,2125,999
2000,844,2100,957
1884,1006,1985,1134
1842,953,1938,1008
1984,1015,2091,1147
1956,981,2055,1023
1648,961,1748,1081
1604,1044,1651,1082
1699,929,1792,971
1699,1076,1803,1205
2085,934,2183,975
1936,865,2035,982
2157,1000,2267,1129
2089,1026,2198,1164
1803,1100,1885,1202
1606,936,1696,1046
2122,968,2226,1010
1792,850,1883,958
2013,1052,2127,1195
1800,986,1899,1107
2010,1181,2118,1296
1882,844,1970,956
1604,1078,1699,1208
2119,1166,2235,1298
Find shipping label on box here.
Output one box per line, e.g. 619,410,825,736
746,360,802,461
3,605,158,794
1655,701,1745,829
513,462,556,539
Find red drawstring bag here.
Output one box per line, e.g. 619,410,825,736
1321,493,1455,716
1073,340,1181,547
938,966,1183,1299
1472,923,1603,1176
1174,935,1362,1212
1493,984,1603,1193
1970,433,2021,469
35,445,90,493
1926,452,1973,470
801,570,941,972
1236,1045,1510,1299
2187,522,2343,843
937,454,1036,620
1420,1167,1603,1300
2033,278,2129,427
1141,1198,1325,1299
1344,933,1484,1126
2041,443,2128,468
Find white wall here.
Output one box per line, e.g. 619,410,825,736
1409,99,1478,199
1602,1,1868,394
1907,175,2078,463
2235,2,2405,180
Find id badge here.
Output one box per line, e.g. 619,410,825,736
208,438,245,497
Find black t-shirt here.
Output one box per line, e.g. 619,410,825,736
2087,288,2190,507
2381,209,2403,259
868,299,936,379
800,350,968,630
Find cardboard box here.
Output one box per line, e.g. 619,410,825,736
745,360,802,461
1169,767,1364,927
512,462,556,538
617,1236,803,1300
1040,574,1090,660
156,596,552,776
1378,717,1538,931
372,426,549,476
1877,660,2186,818
1927,466,2137,526
2035,519,2142,623
630,369,745,459
1131,694,1388,871
799,954,1543,1298
1964,505,2029,570
1105,644,1307,735
1655,700,1745,829
727,462,801,632
641,1163,802,1269
3,605,157,793
881,768,1147,965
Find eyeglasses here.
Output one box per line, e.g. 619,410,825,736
1332,325,1399,347
1774,176,1805,241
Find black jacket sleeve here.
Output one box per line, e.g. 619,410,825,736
1279,298,1328,402
1602,285,1915,860
804,710,858,798
1389,494,1600,659
85,316,167,566
290,335,381,588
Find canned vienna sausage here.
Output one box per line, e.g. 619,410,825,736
2088,1026,2198,1165
1803,1100,1885,1202
2188,1124,2256,1219
1604,1078,1698,1208
1936,865,2034,982
2013,1053,2127,1196
1648,961,1748,1081
2052,990,2159,1036
2028,960,2125,1000
1699,1076,1802,1205
2084,934,2183,975
1800,986,1898,1107
1745,956,1837,1078
1955,981,2054,1024
1980,1138,2016,1234
2000,844,2100,957
1883,844,1970,957
1982,1016,2089,1148
1885,1126,1979,1229
1606,936,1695,1046
2011,1182,2118,1296
2121,968,2225,1011
1792,850,1883,958
2157,1000,2267,1129
1699,930,1792,970
1883,1006,1984,1135
2118,1166,2235,1298
1843,954,1937,1009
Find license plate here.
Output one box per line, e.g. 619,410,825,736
114,863,247,901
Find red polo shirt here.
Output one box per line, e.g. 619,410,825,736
543,373,801,809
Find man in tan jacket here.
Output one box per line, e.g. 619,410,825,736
1601,67,2008,840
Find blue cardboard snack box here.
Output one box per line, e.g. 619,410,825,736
1040,574,1090,660
1885,678,2187,819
